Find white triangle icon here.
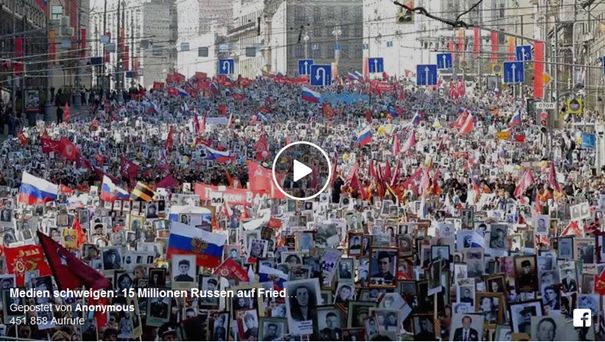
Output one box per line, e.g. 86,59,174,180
293,160,312,182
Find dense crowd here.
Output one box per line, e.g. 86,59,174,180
0,72,602,341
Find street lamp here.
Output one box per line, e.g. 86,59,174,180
303,33,310,60
332,26,342,66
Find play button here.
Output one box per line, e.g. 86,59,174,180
293,160,312,182
272,141,332,200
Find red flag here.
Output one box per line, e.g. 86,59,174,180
18,130,28,145
322,103,335,118
369,160,376,180
392,134,400,156
267,217,282,229
533,41,545,99
383,162,392,184
382,71,389,80
59,137,79,160
120,156,139,185
37,231,111,291
459,114,475,135
254,135,268,161
233,93,245,101
507,36,515,61
64,103,70,122
448,39,456,60
365,109,373,123
213,258,249,281
347,163,361,191
330,156,338,187
534,192,543,215
4,244,52,286
59,184,73,195
514,169,534,201
41,137,61,154
73,219,87,247
193,116,200,135
473,27,481,58
218,103,228,115
548,161,561,193
165,126,174,151
491,31,499,63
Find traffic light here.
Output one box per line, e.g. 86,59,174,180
396,1,414,23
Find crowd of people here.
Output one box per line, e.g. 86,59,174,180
0,70,602,341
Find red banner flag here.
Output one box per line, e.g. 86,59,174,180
533,41,545,99
4,244,51,286
165,126,174,151
64,103,70,122
59,137,79,160
80,28,87,58
123,45,129,71
213,258,249,281
37,231,110,291
41,137,61,154
491,31,498,63
49,31,56,62
507,36,515,61
15,37,24,75
473,27,480,58
120,156,139,185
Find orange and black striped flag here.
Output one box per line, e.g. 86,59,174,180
130,181,155,202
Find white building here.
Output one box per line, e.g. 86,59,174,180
363,0,445,78
90,0,177,90
175,0,232,78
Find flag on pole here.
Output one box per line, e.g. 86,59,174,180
355,125,373,146
37,231,110,290
64,103,70,122
392,133,400,156
131,181,155,202
402,130,416,153
18,172,58,205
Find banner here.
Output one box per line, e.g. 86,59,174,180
490,32,498,63
473,27,480,58
247,161,286,199
533,41,545,99
206,117,229,126
25,90,40,113
195,183,253,206
4,245,51,286
80,28,87,58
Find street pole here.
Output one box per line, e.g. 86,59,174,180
102,0,107,97
74,0,82,107
11,0,16,116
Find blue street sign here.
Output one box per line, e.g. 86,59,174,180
515,45,532,61
436,53,452,69
416,64,437,86
310,64,332,86
368,57,384,73
218,59,235,74
503,61,524,84
602,57,605,75
334,43,341,51
298,59,314,75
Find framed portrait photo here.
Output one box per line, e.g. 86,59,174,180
368,248,398,288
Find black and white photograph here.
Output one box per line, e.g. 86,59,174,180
348,234,363,255
413,314,436,340
316,305,343,340
489,223,508,249
237,310,259,339
514,255,538,292
259,317,286,341
509,300,543,334
210,312,229,341
248,238,268,258
102,248,122,271
558,237,574,260
198,276,220,307
347,301,377,328
284,278,321,335
146,296,171,327
449,313,483,341
148,268,167,287
369,248,397,287
171,255,196,289
333,282,355,304
534,215,550,235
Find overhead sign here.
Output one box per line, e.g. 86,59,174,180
503,61,524,84
515,45,532,61
416,64,437,86
298,59,313,76
310,64,332,86
218,59,234,75
368,57,384,73
436,53,452,69
536,102,556,110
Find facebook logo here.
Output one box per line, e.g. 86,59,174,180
573,309,592,327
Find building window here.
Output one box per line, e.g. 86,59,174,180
499,4,505,18
296,44,304,58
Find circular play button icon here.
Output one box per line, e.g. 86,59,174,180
272,141,332,200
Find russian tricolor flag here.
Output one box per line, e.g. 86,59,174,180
347,71,362,81
167,221,226,267
18,172,58,205
100,175,129,202
411,111,422,126
175,87,190,97
204,146,234,163
509,112,521,127
355,125,373,146
301,86,321,103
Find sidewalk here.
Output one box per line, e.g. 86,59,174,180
0,105,91,141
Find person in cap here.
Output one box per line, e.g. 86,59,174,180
517,306,535,334
158,323,178,341
174,259,194,282
517,259,536,289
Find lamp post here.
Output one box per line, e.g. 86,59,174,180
303,33,309,60
332,26,342,66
